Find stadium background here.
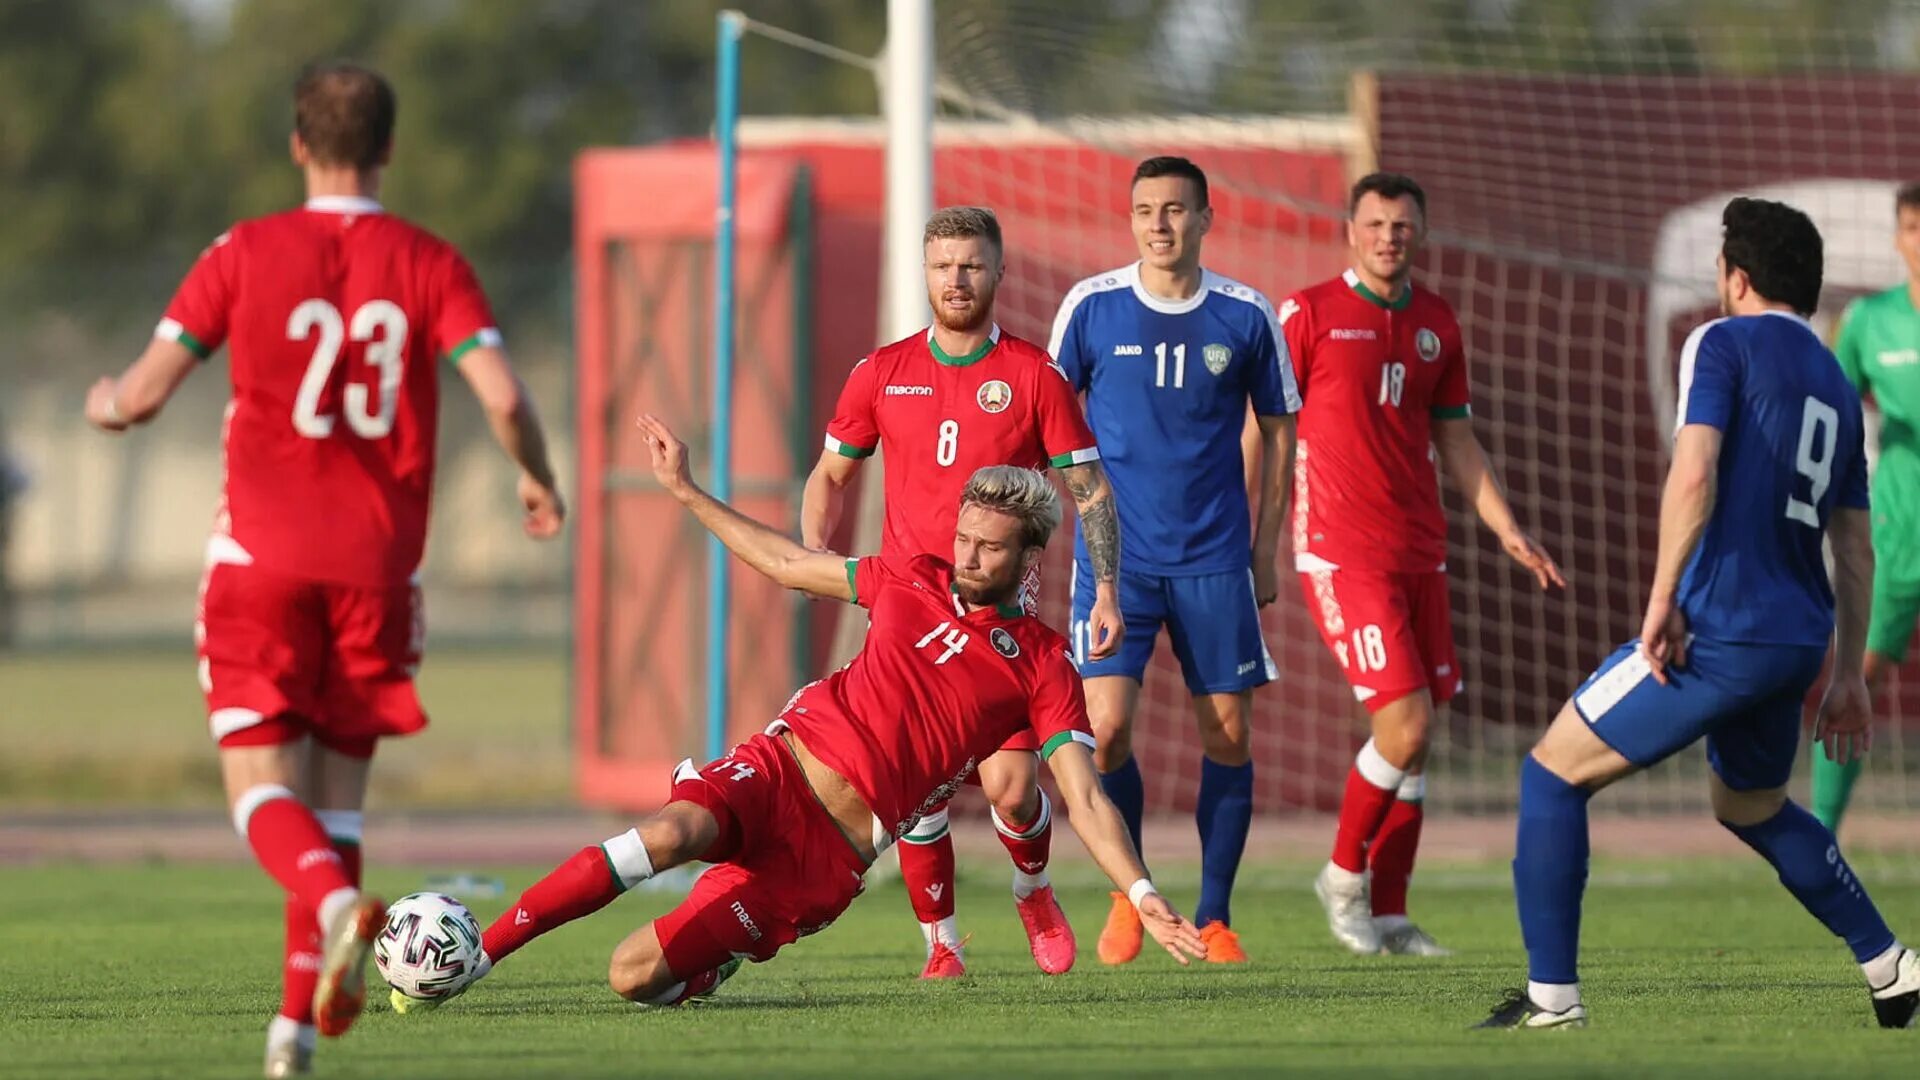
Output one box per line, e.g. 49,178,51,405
6,0,1920,854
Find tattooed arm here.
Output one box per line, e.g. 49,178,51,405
1062,460,1124,659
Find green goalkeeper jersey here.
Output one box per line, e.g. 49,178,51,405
1835,284,1920,587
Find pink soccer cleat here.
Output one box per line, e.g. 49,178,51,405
919,940,966,979
1014,885,1076,975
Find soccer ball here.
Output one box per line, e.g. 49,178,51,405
374,892,484,1001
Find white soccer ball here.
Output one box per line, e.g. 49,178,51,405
374,892,484,1001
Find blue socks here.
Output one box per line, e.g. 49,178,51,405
1722,799,1896,964
1195,758,1253,928
1514,755,1591,987
1099,756,1146,871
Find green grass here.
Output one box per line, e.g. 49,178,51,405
0,649,569,806
3,859,1915,1078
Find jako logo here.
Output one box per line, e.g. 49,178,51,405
1112,344,1143,356
886,385,934,396
731,900,763,941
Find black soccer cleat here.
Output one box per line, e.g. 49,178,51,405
1870,949,1920,1029
1472,987,1588,1030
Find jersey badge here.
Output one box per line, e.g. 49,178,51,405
977,379,1013,414
1203,343,1231,375
1416,328,1442,363
990,626,1021,659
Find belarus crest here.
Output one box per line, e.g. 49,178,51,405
991,627,1020,658
1203,343,1231,376
977,379,1013,414
1415,328,1442,363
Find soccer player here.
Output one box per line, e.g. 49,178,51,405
417,415,1204,1009
802,206,1124,978
1046,156,1299,965
1812,180,1920,832
1476,196,1920,1030
1286,173,1563,957
81,63,565,1076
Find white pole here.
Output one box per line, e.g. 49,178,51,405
883,0,934,340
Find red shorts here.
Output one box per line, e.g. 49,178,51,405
198,561,427,755
655,733,868,966
1299,568,1461,713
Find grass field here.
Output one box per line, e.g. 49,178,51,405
4,858,1917,1079
0,649,570,806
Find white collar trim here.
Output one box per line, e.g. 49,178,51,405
1128,262,1210,315
1758,309,1815,331
925,323,1002,344
304,195,384,215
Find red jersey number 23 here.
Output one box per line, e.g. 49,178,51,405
289,297,408,440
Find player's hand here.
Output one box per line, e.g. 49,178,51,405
1137,893,1207,965
637,413,694,497
518,473,565,539
1501,529,1565,590
1814,674,1873,766
1252,555,1280,608
1085,588,1125,660
1637,593,1689,685
84,377,130,433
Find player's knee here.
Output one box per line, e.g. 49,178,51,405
607,941,675,1002
979,754,1038,811
640,805,717,866
989,783,1040,827
1092,728,1133,772
1196,694,1252,765
1710,779,1787,828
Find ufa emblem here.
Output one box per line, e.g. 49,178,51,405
1415,328,1442,363
1203,343,1231,376
977,379,1012,414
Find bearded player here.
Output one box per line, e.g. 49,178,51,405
81,63,565,1076
1283,173,1562,957
1047,156,1298,966
405,416,1203,1010
802,206,1125,978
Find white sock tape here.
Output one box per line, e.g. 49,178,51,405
1355,739,1407,792
1396,774,1426,802
601,828,656,891
990,790,1051,841
231,783,297,837
315,809,364,845
903,807,951,844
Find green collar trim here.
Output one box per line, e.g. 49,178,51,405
1345,268,1412,311
929,334,997,367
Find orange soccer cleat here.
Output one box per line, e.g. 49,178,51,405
919,940,966,979
1097,891,1143,966
313,894,386,1037
1013,885,1077,975
1199,920,1248,964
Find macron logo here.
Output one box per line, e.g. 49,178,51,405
1112,344,1143,356
731,900,763,941
1330,328,1377,341
925,883,945,902
885,384,934,396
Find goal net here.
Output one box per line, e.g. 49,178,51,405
920,3,1920,849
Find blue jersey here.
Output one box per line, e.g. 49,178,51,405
1675,312,1869,645
1049,263,1301,576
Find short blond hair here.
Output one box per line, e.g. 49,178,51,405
924,206,1003,254
960,466,1061,549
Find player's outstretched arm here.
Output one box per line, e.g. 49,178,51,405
1818,506,1876,764
457,345,565,539
1432,416,1564,590
1060,459,1126,658
1639,423,1721,683
801,449,862,550
1046,741,1207,964
83,339,201,433
639,413,854,602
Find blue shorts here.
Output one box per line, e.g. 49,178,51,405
1069,564,1276,695
1570,636,1826,791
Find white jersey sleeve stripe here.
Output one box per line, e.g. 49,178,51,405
1674,317,1726,433
1205,272,1303,413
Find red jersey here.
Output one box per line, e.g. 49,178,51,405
158,196,499,587
780,554,1093,844
823,325,1099,558
1282,269,1470,574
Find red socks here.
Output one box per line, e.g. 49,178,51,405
483,845,624,963
1330,740,1407,873
235,786,355,916
1369,792,1425,916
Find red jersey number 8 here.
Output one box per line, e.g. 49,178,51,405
935,419,959,466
